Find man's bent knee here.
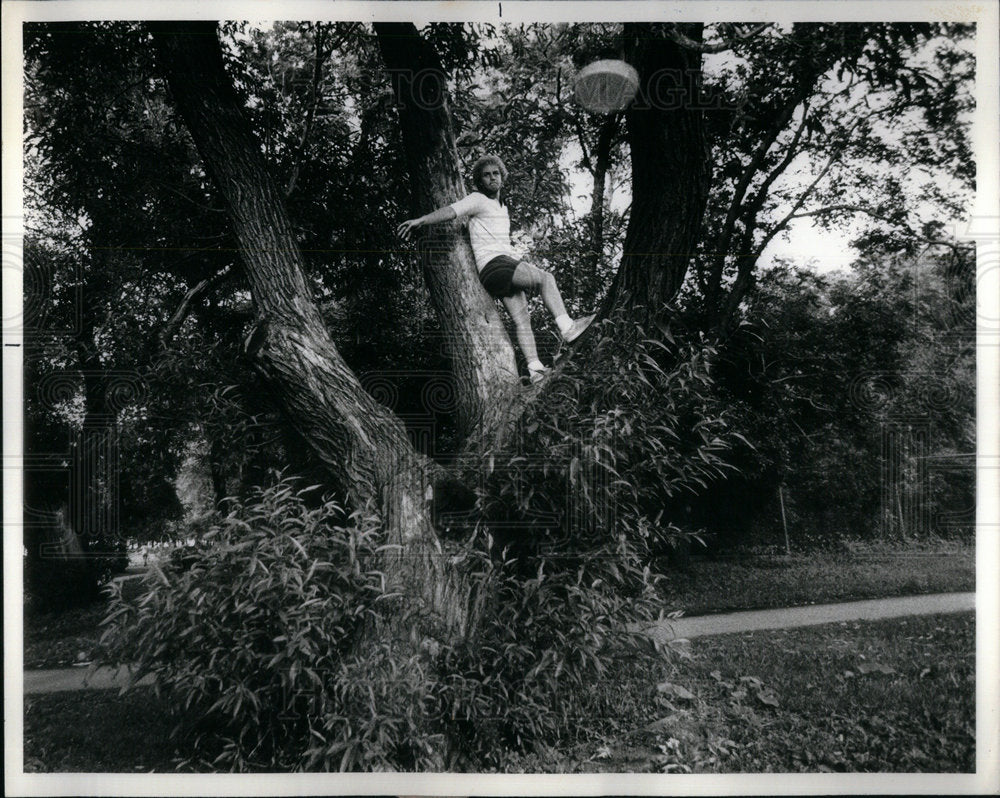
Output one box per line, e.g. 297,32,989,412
520,263,555,290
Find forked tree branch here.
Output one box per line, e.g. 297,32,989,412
714,122,854,335
707,87,811,303
754,157,840,258
739,102,812,232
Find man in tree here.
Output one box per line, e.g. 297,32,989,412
397,154,595,383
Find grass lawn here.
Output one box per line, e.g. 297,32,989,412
515,611,975,773
657,611,975,772
23,688,182,772
23,603,108,669
660,542,974,616
24,577,145,669
22,612,975,773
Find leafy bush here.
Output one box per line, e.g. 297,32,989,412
478,313,736,557
429,313,733,764
436,538,673,768
102,481,672,771
101,478,448,771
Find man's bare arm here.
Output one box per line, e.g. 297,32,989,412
397,206,457,241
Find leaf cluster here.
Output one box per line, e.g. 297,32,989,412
99,474,681,770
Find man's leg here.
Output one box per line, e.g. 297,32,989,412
510,261,568,319
502,291,546,378
510,261,595,343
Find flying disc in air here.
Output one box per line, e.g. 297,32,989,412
574,59,640,114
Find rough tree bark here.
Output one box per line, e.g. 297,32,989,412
605,23,712,320
150,22,469,631
374,22,519,440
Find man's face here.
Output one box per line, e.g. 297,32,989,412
479,164,503,196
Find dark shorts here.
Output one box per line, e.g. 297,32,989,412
478,255,522,298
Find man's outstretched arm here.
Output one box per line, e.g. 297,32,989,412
397,205,458,241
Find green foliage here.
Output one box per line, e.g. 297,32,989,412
479,313,735,554
701,251,974,548
23,22,246,546
101,473,683,770
406,314,738,765
436,539,671,767
439,317,739,761
101,478,432,771
692,21,974,329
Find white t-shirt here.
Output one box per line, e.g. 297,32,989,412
448,192,518,271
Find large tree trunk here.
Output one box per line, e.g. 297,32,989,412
374,22,519,441
150,22,467,629
605,24,712,320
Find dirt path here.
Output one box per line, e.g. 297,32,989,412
22,591,975,694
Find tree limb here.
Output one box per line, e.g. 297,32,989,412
748,97,904,261
752,141,846,259
285,24,332,198
150,20,433,501
586,114,618,272
714,123,854,335
157,264,234,349
666,23,769,53
741,101,812,226
604,23,711,319
156,181,227,214
707,87,811,306
713,94,927,337
573,116,594,174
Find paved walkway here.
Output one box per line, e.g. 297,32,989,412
22,592,975,695
643,591,975,643
23,665,154,694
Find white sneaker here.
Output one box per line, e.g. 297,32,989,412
562,313,596,343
